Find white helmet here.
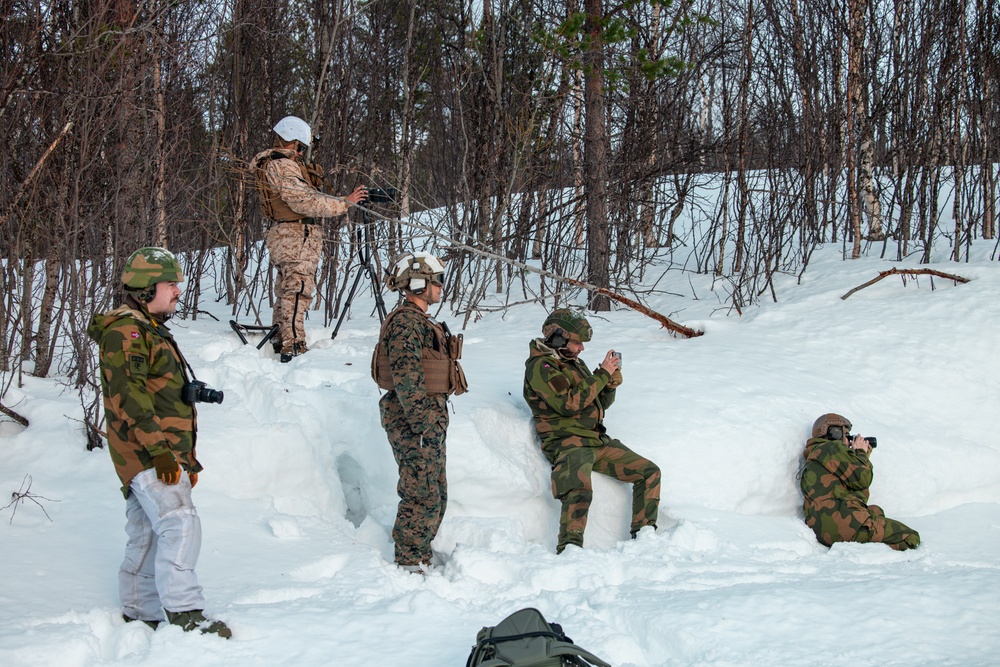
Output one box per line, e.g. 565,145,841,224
273,116,311,146
386,252,446,294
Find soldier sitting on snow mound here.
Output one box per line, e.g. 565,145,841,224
801,413,920,550
523,309,661,554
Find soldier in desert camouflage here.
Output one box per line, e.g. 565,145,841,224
250,115,368,362
801,413,920,550
523,309,660,554
87,247,231,637
371,252,467,572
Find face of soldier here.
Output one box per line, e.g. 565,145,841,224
147,281,181,317
425,282,443,306
564,340,584,358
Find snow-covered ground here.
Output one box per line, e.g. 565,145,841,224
2,242,999,666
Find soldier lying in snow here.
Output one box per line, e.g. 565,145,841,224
801,413,919,551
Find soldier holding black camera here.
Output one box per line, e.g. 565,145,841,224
250,115,369,362
88,247,231,638
801,413,920,551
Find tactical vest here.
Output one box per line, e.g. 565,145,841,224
371,306,468,396
253,152,329,223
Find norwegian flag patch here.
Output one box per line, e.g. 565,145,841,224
131,332,140,339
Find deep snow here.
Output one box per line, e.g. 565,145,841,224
2,242,999,666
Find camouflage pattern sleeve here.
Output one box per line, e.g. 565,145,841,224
806,439,874,491
384,308,440,435
265,157,350,219
596,367,617,410
97,320,177,458
527,357,611,416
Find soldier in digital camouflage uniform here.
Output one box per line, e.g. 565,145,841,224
250,115,368,362
371,252,467,572
523,309,661,554
801,413,919,550
87,247,231,638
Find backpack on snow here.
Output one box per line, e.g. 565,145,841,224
465,607,612,667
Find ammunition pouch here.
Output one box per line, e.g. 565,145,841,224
372,307,468,396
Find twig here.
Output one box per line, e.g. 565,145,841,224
840,268,970,300
3,474,59,524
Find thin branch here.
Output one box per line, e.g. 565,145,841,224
360,204,704,338
0,122,73,230
3,475,59,524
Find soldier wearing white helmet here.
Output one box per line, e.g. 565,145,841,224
250,115,369,362
371,252,467,572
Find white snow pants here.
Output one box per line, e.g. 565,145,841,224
119,468,205,621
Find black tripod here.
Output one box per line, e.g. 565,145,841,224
331,207,388,341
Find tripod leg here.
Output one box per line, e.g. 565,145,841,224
330,268,368,341
256,324,280,350
366,263,388,321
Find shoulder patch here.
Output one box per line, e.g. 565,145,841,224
131,331,140,339
129,354,148,374
548,375,571,393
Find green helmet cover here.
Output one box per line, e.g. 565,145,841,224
543,308,592,343
120,247,184,288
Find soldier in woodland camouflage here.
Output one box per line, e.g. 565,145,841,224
371,252,467,571
250,115,368,362
801,413,920,550
523,309,660,554
87,247,231,638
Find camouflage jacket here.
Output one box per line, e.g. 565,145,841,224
250,147,350,222
800,436,872,520
87,303,201,497
381,300,449,434
523,338,615,457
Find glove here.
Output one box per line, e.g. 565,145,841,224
189,472,198,488
152,452,181,485
607,369,623,389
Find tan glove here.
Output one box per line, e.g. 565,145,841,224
152,452,181,485
607,369,623,388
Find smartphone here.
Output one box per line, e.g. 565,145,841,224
613,351,622,368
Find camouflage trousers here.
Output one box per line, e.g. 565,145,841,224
379,393,449,566
805,501,920,551
266,222,323,351
547,435,660,553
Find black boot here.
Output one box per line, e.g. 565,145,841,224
165,609,232,639
123,614,160,630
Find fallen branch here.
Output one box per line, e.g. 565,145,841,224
0,401,29,427
358,205,704,339
841,268,970,300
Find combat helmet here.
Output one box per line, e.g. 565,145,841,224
811,413,852,440
542,309,592,346
273,116,311,147
121,247,184,289
385,252,445,294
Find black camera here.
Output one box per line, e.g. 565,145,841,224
182,380,224,405
367,187,397,204
848,434,877,449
